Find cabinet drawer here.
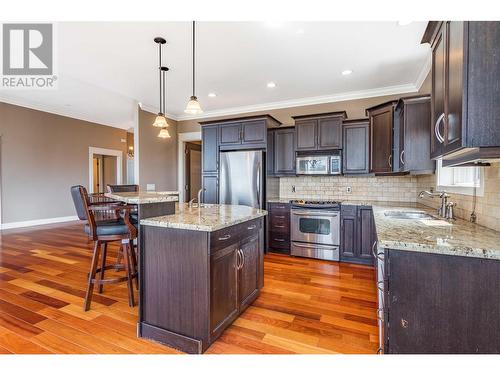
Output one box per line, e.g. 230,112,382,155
341,205,357,216
269,232,290,250
240,219,261,241
210,226,241,253
269,216,289,233
268,202,290,213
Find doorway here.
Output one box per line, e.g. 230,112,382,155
184,142,202,201
88,147,123,193
177,132,202,203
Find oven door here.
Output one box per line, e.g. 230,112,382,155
291,209,340,246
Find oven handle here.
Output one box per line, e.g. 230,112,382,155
291,211,339,217
292,242,339,251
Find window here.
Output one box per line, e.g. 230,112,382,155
436,159,484,196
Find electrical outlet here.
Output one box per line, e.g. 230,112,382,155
292,185,296,193
146,184,156,191
346,186,352,193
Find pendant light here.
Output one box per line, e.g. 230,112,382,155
152,37,168,128
184,21,203,115
157,66,171,139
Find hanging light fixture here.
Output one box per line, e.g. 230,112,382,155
152,37,168,128
157,66,171,138
184,21,203,115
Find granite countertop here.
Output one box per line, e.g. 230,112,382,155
371,203,500,260
105,191,179,204
140,204,267,232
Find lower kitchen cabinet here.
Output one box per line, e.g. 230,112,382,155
267,202,291,254
378,249,500,353
340,205,375,265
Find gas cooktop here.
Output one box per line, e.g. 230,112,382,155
290,199,341,209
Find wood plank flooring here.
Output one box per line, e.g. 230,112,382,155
0,222,378,354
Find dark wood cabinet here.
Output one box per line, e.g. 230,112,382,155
274,128,296,175
266,129,275,175
293,112,347,151
219,123,242,146
210,243,239,337
268,202,291,254
202,175,218,204
367,102,397,174
423,21,500,165
140,217,264,353
394,96,434,174
382,249,500,353
242,120,267,145
202,125,219,174
342,119,370,175
340,205,374,265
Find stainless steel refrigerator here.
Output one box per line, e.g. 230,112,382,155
219,150,265,209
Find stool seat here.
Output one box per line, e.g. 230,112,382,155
85,218,132,236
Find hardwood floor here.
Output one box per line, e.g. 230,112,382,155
0,222,378,354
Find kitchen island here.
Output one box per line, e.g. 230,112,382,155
138,204,267,353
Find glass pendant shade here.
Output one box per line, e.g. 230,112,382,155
158,128,170,138
152,114,168,128
184,96,203,115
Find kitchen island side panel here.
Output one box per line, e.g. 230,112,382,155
140,225,210,347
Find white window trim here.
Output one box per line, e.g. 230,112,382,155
436,159,484,197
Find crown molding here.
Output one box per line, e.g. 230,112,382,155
415,52,432,91
0,94,131,130
176,83,419,122
138,102,179,121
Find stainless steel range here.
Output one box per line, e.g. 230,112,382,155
290,200,341,261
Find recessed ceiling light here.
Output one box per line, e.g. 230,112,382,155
341,70,353,76
208,92,217,98
267,81,276,88
398,21,412,26
296,28,305,35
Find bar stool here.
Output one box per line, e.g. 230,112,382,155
71,185,138,311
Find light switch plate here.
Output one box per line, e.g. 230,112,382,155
346,186,352,193
146,184,156,191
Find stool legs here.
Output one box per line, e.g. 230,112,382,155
98,242,107,294
84,240,101,311
122,240,135,307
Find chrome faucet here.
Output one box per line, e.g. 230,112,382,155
197,188,204,207
188,188,205,208
418,190,452,219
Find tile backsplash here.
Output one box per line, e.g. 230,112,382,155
416,163,500,232
279,175,418,202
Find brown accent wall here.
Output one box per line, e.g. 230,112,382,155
0,102,127,224
138,108,178,191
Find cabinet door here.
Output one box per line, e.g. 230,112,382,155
370,106,394,173
358,207,375,264
219,123,242,146
443,21,464,154
202,125,219,174
295,120,318,151
340,215,357,260
242,120,266,145
202,175,218,204
239,234,260,309
431,23,446,158
343,122,369,174
266,130,275,175
210,243,239,338
274,128,296,175
318,117,342,149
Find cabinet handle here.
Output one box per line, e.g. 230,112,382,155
377,348,383,355
275,215,285,219
377,308,384,322
240,249,245,268
276,205,286,209
388,154,392,168
274,224,285,228
434,113,445,144
273,238,285,242
218,234,231,241
377,280,384,293
371,241,384,262
236,249,242,269
247,224,257,230
400,150,405,165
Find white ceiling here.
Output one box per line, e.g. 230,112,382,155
0,21,430,129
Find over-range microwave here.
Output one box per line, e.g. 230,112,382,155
296,154,342,175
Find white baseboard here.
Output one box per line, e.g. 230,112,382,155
0,215,79,230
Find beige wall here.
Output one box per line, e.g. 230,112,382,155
138,108,178,191
417,164,500,232
0,102,128,224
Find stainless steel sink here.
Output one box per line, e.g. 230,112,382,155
384,211,436,220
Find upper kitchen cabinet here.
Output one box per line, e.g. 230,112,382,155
267,127,296,176
422,21,500,166
293,112,347,151
201,115,281,151
366,101,397,174
202,124,219,174
343,119,370,175
394,96,435,174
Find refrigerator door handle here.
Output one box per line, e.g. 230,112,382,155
256,162,261,208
